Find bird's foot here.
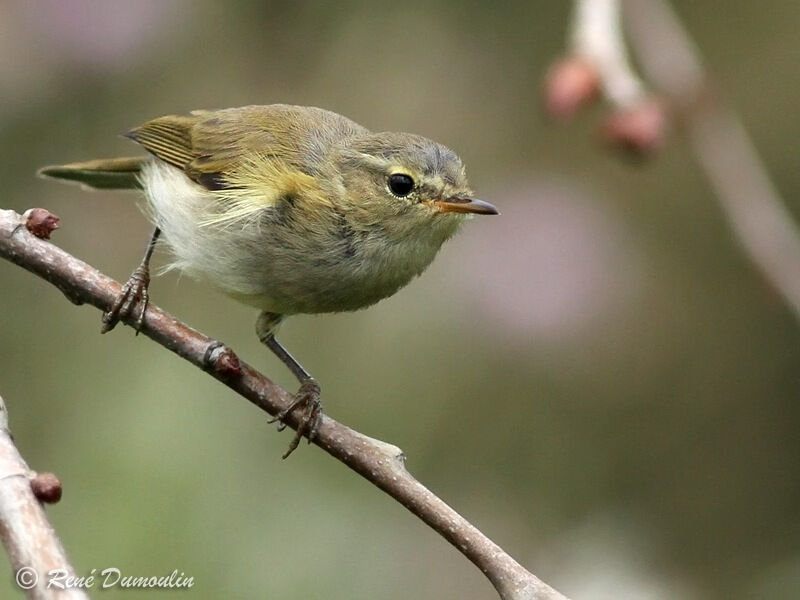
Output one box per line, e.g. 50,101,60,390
101,264,151,334
269,379,322,459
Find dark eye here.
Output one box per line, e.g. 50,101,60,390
388,173,415,197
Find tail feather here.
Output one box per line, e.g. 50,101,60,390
38,157,148,190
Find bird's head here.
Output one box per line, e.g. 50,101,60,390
332,132,497,240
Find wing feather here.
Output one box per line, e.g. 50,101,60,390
125,105,369,226
125,115,195,169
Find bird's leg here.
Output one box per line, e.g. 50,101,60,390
102,227,161,335
257,311,322,458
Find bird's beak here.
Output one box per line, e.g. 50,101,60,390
428,196,499,215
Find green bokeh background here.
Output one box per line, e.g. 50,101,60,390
1,1,799,598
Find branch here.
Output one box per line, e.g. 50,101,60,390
546,0,666,151
0,208,568,600
559,0,800,322
621,0,800,322
0,390,88,599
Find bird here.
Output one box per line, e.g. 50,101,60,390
39,104,498,457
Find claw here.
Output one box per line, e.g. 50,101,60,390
101,265,150,334
269,379,322,458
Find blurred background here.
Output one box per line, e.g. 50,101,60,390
1,1,799,598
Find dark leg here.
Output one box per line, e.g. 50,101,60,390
257,311,323,458
102,227,161,334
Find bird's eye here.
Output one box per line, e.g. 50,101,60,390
387,173,415,197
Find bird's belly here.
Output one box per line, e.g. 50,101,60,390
153,204,441,315
231,247,432,314
164,219,438,314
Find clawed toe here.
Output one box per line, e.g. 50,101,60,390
269,379,323,459
101,267,150,334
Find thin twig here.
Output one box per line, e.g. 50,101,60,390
570,0,645,107
0,208,568,600
0,391,88,599
622,0,800,321
569,0,800,321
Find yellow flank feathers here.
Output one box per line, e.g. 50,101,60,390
198,154,328,228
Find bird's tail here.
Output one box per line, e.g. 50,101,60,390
38,157,148,190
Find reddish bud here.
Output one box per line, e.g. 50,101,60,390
31,472,62,504
24,208,60,239
601,99,668,156
544,56,600,120
214,347,242,379
203,342,242,380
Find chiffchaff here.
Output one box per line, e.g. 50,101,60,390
40,104,498,456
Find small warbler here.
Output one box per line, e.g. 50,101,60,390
40,104,498,457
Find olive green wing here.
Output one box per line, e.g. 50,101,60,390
125,105,368,191
123,114,226,186
123,115,195,171
124,109,267,191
